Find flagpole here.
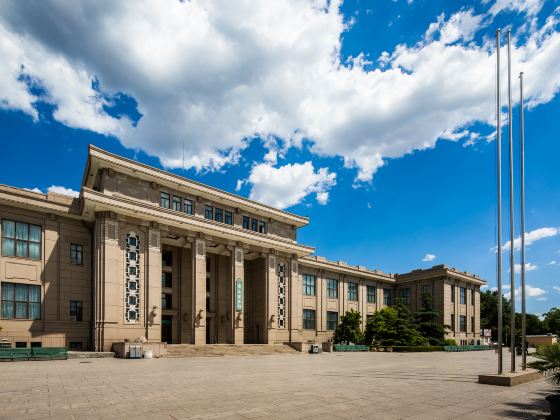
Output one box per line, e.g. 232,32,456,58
507,29,516,373
519,71,527,370
496,28,503,375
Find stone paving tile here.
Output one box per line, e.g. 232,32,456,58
0,350,555,419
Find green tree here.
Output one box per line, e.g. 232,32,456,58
415,293,447,345
544,308,560,336
480,290,511,342
515,312,549,336
527,343,560,387
365,300,428,346
333,310,364,344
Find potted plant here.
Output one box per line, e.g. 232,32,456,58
527,343,560,419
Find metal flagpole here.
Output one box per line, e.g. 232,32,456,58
519,71,527,370
507,29,516,373
496,29,503,375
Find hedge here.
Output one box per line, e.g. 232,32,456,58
372,346,444,352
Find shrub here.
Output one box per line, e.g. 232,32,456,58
443,339,457,346
387,346,443,352
333,310,364,344
527,343,560,387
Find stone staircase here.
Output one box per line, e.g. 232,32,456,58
165,344,299,358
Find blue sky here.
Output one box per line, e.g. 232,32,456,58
0,0,559,314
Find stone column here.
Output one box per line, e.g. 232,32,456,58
289,257,301,342
266,254,277,343
230,246,244,344
192,238,206,344
146,227,161,342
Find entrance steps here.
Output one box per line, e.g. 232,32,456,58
165,344,299,358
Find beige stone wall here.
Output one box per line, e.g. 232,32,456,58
0,205,91,349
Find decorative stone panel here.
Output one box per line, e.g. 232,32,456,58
148,228,161,253
125,232,140,323
103,218,119,245
277,263,286,329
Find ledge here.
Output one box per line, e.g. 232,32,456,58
478,369,543,386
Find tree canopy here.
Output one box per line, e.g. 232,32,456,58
333,310,364,344
415,293,447,345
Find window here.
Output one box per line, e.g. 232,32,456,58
251,218,258,232
327,278,338,299
162,251,172,267
451,314,455,332
214,207,223,223
225,210,233,225
459,315,467,332
471,289,475,306
160,192,170,208
2,220,41,260
383,288,392,306
162,272,172,289
399,288,411,305
70,244,83,265
1,282,41,320
70,300,83,321
421,284,431,295
15,342,27,348
162,293,172,310
69,342,82,350
347,282,358,301
471,316,475,333
184,198,193,215
172,196,181,211
451,285,455,302
242,216,250,230
303,309,316,330
460,287,466,304
258,220,266,234
204,205,214,220
327,311,338,330
303,274,316,296
30,342,41,348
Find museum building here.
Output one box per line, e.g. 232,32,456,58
0,146,485,351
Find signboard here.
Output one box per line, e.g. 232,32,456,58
235,278,243,312
481,329,492,337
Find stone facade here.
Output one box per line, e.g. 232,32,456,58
0,146,485,351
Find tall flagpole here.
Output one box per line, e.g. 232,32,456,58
496,29,503,375
520,71,527,370
507,29,516,373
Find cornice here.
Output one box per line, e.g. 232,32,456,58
0,184,81,219
300,255,395,283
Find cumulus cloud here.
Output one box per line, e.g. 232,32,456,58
422,253,436,262
554,286,560,293
502,227,559,251
486,0,545,17
246,161,336,209
0,1,559,185
47,185,80,198
504,284,545,300
548,260,558,265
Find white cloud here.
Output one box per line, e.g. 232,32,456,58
46,185,79,198
487,0,545,17
0,1,559,184
504,284,546,300
553,286,560,293
24,187,43,194
548,260,558,265
514,262,538,273
503,227,559,251
246,161,336,209
422,253,436,262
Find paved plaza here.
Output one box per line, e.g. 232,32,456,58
0,350,554,419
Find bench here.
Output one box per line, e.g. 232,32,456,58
443,345,492,352
0,348,32,361
32,347,68,360
333,344,370,352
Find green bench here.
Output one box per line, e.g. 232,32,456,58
443,345,491,352
0,348,32,361
333,344,369,352
32,347,68,360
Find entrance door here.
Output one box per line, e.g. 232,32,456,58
162,315,172,344
206,317,212,344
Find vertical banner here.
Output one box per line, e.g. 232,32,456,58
235,278,243,312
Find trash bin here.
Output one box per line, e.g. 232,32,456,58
129,345,142,359
143,349,153,359
309,344,320,354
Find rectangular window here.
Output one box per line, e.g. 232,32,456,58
1,282,41,320
421,284,431,295
172,196,182,212
2,220,41,260
471,316,475,333
251,218,258,232
160,192,170,209
184,198,193,215
258,220,266,234
460,315,467,332
225,210,233,225
162,251,172,267
69,300,83,321
326,311,338,331
451,314,455,332
204,205,214,220
303,274,316,296
242,216,250,229
162,272,172,289
383,288,392,306
347,282,358,301
303,309,316,330
327,278,338,299
162,293,172,310
214,207,223,223
399,288,411,305
367,286,376,303
460,287,466,305
70,244,83,265
451,285,455,302
471,289,475,306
